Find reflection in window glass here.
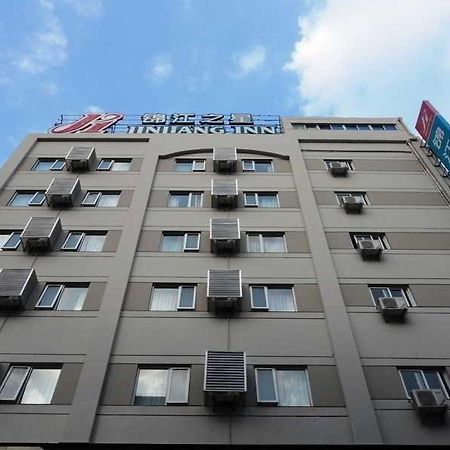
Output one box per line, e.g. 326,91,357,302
258,194,278,208
112,161,131,171
97,193,120,207
79,235,105,252
20,369,60,404
276,370,310,406
0,367,30,402
161,235,184,252
57,287,87,310
151,288,178,311
134,369,167,406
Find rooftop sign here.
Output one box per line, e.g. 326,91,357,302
49,113,283,135
416,101,450,173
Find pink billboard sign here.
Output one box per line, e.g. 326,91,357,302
415,100,439,141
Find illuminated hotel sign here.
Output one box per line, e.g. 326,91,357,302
49,113,282,134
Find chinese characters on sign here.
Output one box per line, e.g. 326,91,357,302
49,113,282,135
415,101,450,173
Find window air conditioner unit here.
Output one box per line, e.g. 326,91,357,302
20,217,62,253
210,218,240,254
328,161,348,176
207,269,242,315
378,297,408,320
211,179,238,209
342,196,364,214
45,178,81,208
411,389,448,420
213,147,237,173
65,146,96,172
204,351,247,406
357,239,382,260
0,269,37,309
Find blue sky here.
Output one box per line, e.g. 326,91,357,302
1,0,450,165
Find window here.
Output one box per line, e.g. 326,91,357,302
0,232,21,251
250,286,296,311
324,160,354,171
36,284,88,310
134,368,190,405
82,192,120,207
255,368,311,406
9,191,45,206
369,286,415,307
244,192,279,208
0,366,61,404
32,159,65,172
247,233,286,253
161,233,200,252
174,159,205,172
352,233,389,249
399,369,449,399
242,159,274,173
335,192,369,206
168,192,203,208
150,285,196,311
97,159,132,171
61,232,106,252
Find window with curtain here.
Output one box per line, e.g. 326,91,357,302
161,233,200,252
251,286,296,311
256,368,311,406
247,233,286,253
151,286,196,311
168,192,203,208
244,193,279,208
36,285,88,310
134,368,190,405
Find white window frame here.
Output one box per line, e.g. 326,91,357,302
324,160,354,171
353,233,389,250
82,192,120,207
369,286,416,308
335,192,369,206
9,191,45,207
161,233,201,252
244,193,280,208
169,192,203,208
36,284,64,309
250,286,297,311
399,369,450,399
175,159,205,172
0,232,22,250
133,367,190,405
246,233,287,253
242,159,274,173
61,232,85,251
151,285,196,311
255,368,312,406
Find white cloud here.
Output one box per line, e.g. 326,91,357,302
64,0,104,18
231,45,266,78
14,0,67,74
85,105,104,113
41,81,59,96
284,0,450,126
146,56,173,83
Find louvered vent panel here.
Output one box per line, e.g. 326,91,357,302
213,147,237,161
0,269,37,298
204,351,247,392
46,178,78,196
207,270,242,298
414,390,439,406
212,179,238,196
22,217,60,238
66,147,94,160
211,218,240,240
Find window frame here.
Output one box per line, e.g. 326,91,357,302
246,233,287,253
250,285,297,312
242,159,274,173
399,369,450,399
175,159,205,172
9,191,45,207
150,285,196,311
133,367,190,406
32,159,65,172
161,232,201,252
97,158,132,172
244,192,280,208
369,286,416,308
35,284,88,310
61,232,85,251
168,192,203,208
82,191,120,207
0,232,22,251
255,368,312,406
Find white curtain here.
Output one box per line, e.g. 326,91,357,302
276,370,310,406
259,195,277,207
135,369,167,405
247,235,261,252
168,194,189,207
57,287,87,311
161,235,184,252
190,193,202,207
263,236,285,252
98,194,119,207
151,288,178,311
21,369,61,404
80,235,105,252
268,288,295,311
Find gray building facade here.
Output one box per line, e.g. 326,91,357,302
0,115,449,448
